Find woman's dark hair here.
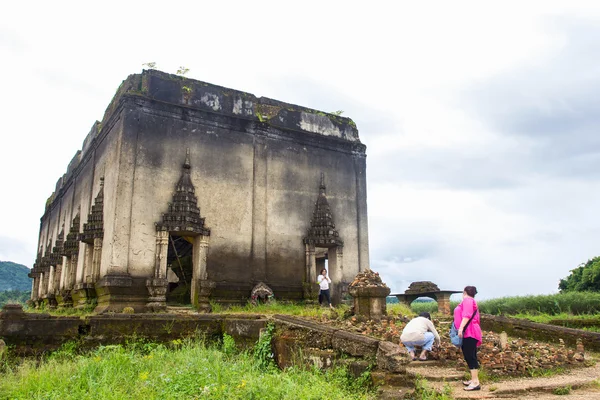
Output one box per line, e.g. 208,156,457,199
418,312,431,320
464,286,478,297
320,269,327,274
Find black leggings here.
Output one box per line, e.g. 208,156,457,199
319,289,331,306
461,337,479,370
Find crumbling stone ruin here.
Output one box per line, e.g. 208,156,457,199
391,281,460,315
28,69,369,313
348,269,390,320
404,281,440,294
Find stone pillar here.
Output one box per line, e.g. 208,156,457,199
59,257,67,291
68,255,78,289
48,266,55,295
197,279,216,313
38,273,45,298
73,244,97,309
76,243,88,284
192,235,210,310
303,245,319,303
328,246,344,305
31,277,39,302
349,285,391,321
436,293,452,315
146,231,169,312
57,257,73,308
44,267,57,309
154,231,169,279
92,238,103,282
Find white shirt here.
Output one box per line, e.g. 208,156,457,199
317,275,331,290
400,317,441,344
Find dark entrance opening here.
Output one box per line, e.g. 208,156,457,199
166,235,193,305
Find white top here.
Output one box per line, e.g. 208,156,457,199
317,275,331,290
400,316,441,344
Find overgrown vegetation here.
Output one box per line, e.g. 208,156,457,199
210,300,348,318
559,256,600,293
26,299,97,316
0,337,376,399
412,378,453,400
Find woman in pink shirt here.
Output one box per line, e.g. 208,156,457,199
453,286,482,391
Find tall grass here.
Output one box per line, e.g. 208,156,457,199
0,338,376,400
399,292,600,318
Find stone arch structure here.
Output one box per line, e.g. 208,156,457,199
303,173,344,304
149,149,211,312
391,281,461,315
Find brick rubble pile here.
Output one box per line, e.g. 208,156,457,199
348,269,388,288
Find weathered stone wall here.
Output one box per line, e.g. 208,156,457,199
0,305,266,355
32,69,369,310
481,314,600,352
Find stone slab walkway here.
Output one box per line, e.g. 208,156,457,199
427,362,600,399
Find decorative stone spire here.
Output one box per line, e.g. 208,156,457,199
49,224,65,265
156,149,210,236
304,173,343,247
40,242,53,268
63,210,81,256
80,178,104,244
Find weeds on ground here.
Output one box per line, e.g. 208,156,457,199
210,300,349,319
552,385,572,395
413,378,453,400
26,300,97,317
527,366,566,378
0,336,376,400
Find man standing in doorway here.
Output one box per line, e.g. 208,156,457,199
318,268,334,309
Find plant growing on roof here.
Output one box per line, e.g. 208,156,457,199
177,66,190,76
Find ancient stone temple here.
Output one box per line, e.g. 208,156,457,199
29,69,369,312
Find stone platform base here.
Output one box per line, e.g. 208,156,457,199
72,283,97,309
94,274,149,313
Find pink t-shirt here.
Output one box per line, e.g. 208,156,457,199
453,296,482,346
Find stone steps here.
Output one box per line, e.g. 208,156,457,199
428,363,600,399
166,306,197,315
406,360,465,382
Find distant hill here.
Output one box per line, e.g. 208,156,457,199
0,261,31,291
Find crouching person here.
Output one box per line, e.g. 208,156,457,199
400,312,441,361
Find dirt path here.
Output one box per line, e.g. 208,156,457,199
409,360,600,399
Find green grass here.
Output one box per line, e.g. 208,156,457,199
413,378,453,400
210,300,350,318
26,299,97,317
0,338,376,400
386,302,415,317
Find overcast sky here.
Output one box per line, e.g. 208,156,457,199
1,1,599,299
